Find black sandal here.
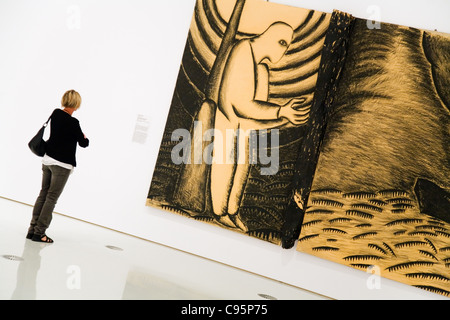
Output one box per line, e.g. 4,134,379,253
32,234,54,243
26,232,34,240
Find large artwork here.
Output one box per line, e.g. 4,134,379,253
295,20,450,296
147,0,332,245
147,0,450,297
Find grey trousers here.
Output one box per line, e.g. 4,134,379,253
28,165,71,236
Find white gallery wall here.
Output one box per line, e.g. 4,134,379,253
0,0,449,300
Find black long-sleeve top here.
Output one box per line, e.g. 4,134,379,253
45,109,89,167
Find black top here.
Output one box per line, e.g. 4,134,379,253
45,109,89,167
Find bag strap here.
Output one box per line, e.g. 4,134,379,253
43,113,52,127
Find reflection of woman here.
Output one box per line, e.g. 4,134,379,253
211,22,310,230
27,90,89,243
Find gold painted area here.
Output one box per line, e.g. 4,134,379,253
297,190,450,296
148,0,331,244
217,0,315,34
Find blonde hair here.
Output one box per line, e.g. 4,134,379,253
61,90,82,109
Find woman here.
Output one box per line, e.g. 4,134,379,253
27,90,89,243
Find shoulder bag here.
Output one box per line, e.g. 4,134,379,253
28,115,51,157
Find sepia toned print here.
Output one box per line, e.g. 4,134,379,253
147,0,331,244
296,19,450,297
146,0,449,297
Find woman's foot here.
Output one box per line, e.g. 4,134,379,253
31,234,54,243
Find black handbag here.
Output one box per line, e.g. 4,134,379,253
28,116,51,157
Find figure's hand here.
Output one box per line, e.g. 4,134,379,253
279,97,310,125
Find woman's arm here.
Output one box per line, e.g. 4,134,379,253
75,121,89,148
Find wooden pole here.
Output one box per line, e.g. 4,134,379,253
205,0,246,102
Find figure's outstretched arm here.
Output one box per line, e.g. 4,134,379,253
225,42,309,125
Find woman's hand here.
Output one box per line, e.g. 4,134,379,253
279,97,310,125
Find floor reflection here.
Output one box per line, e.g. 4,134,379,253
11,240,51,300
122,267,213,300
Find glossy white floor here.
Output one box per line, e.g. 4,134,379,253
0,197,329,300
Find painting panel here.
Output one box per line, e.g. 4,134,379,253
296,18,450,297
147,0,332,245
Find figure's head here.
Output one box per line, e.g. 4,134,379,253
61,89,82,110
255,22,294,64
